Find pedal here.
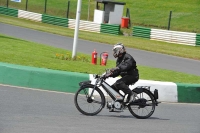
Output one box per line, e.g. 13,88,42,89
109,108,114,112
109,108,123,112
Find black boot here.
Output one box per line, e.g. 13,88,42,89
116,81,135,104
126,91,135,104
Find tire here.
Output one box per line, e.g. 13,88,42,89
74,84,106,116
128,89,156,119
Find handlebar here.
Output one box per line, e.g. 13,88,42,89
93,74,104,80
93,69,112,80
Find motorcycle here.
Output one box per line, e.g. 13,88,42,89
74,69,160,119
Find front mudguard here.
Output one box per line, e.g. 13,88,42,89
79,80,91,86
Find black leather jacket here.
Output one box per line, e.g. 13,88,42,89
112,52,139,77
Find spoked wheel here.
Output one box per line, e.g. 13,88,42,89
128,89,156,119
74,84,105,116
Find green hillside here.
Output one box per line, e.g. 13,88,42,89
0,0,199,33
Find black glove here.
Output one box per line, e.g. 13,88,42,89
102,73,111,79
110,67,119,72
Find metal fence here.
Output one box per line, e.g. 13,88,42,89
0,0,96,21
1,0,199,33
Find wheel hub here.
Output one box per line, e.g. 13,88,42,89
138,98,147,108
87,98,93,103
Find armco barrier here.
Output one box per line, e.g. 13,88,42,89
0,62,199,103
1,6,199,41
0,6,18,17
132,26,151,39
100,23,121,35
196,34,200,46
151,29,196,46
18,10,42,22
0,6,7,15
0,7,120,35
42,14,68,27
132,26,200,46
68,19,101,33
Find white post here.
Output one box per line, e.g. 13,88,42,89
72,0,82,58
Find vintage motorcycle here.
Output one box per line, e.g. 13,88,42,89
74,70,160,119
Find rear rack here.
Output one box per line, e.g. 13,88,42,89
135,86,151,91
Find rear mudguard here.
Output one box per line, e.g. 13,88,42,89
133,86,160,106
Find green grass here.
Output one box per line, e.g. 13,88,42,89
1,0,199,33
125,0,200,33
1,34,200,84
1,14,200,61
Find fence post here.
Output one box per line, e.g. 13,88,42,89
6,0,9,8
87,0,90,21
44,0,47,14
66,0,70,18
25,0,28,11
168,11,172,30
126,8,131,28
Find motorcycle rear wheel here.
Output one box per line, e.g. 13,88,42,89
128,89,156,119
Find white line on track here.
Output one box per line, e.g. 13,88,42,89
0,83,75,95
0,83,199,106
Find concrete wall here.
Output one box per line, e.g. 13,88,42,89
0,62,199,103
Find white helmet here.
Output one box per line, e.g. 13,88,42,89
112,43,126,58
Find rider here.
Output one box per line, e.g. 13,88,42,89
104,43,139,104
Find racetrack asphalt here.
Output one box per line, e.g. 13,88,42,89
0,84,200,133
1,23,200,76
0,23,200,133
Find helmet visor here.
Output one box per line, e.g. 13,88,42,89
113,48,119,58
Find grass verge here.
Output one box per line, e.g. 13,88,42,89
0,15,200,60
1,34,200,84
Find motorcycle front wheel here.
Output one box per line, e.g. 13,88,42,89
128,89,156,119
74,84,105,116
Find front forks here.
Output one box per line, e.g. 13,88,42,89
88,80,98,99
